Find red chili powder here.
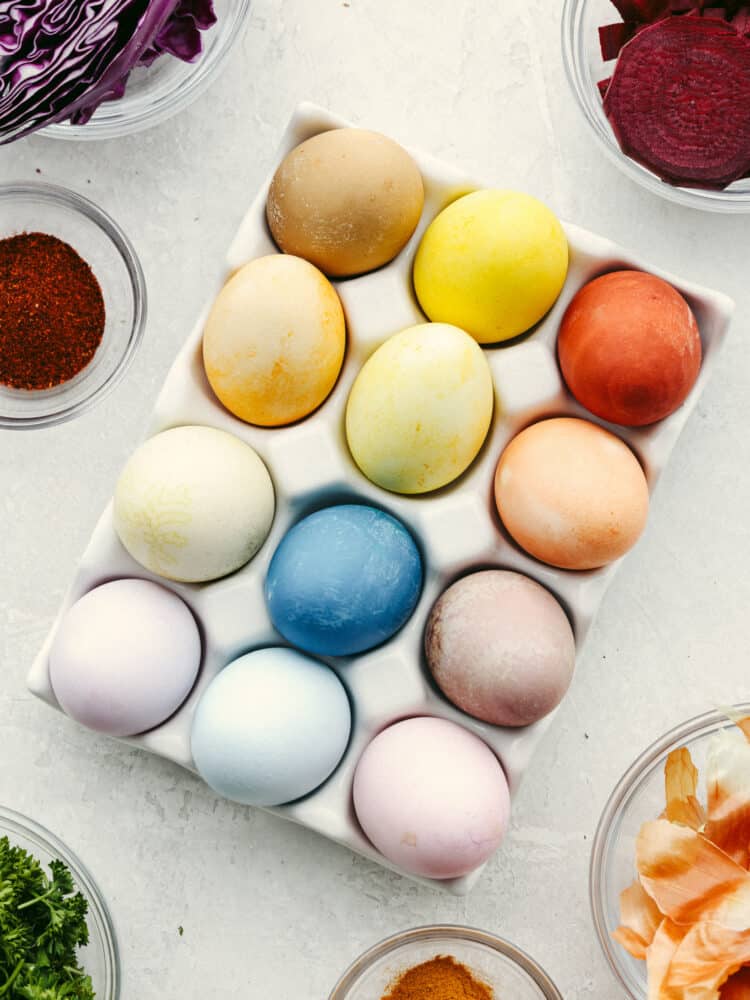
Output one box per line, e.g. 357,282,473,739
0,232,105,390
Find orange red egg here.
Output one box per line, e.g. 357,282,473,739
557,270,702,427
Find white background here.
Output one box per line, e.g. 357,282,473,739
1,1,748,996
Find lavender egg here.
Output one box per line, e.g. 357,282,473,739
425,570,575,727
49,579,202,737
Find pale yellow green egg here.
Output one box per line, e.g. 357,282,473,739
345,323,494,495
413,190,569,344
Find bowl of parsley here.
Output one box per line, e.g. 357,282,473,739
0,806,119,999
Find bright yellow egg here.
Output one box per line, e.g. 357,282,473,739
345,323,494,494
413,190,569,344
203,254,346,427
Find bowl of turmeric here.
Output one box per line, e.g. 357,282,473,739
328,926,562,1000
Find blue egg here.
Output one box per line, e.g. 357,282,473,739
265,504,423,656
191,647,351,807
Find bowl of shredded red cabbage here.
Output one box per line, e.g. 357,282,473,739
0,0,251,142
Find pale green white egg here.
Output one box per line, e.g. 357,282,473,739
113,425,275,583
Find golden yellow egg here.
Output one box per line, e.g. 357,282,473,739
413,190,569,344
203,254,346,427
345,323,494,494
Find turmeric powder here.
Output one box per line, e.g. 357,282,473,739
381,955,494,1000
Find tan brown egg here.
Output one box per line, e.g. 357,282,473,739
266,128,424,277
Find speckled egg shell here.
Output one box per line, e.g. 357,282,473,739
345,323,494,494
494,417,649,571
353,717,510,879
190,647,351,807
202,254,346,427
113,425,275,583
49,579,201,737
265,504,423,657
425,570,576,727
266,128,425,277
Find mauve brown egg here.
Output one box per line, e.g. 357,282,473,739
425,570,575,727
266,128,424,277
557,270,702,427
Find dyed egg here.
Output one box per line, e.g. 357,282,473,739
49,579,201,737
425,571,575,727
413,190,569,344
345,323,494,494
191,648,351,806
353,717,510,878
114,425,275,583
267,128,424,277
558,270,702,427
202,255,346,427
494,418,649,570
265,504,422,656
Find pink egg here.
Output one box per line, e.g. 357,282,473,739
49,578,201,737
352,717,510,879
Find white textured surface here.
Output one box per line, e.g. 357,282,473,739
0,2,748,997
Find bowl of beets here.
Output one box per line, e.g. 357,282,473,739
562,0,750,211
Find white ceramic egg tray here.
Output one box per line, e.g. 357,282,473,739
28,104,733,894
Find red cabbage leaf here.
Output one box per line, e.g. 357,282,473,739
0,0,216,143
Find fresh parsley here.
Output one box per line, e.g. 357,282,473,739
0,835,95,999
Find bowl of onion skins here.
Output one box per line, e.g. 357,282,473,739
590,705,750,999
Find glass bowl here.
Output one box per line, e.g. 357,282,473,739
0,805,120,999
329,926,563,1000
589,704,750,999
0,182,146,429
561,0,750,212
41,0,252,141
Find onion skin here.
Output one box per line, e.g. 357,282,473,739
557,271,702,427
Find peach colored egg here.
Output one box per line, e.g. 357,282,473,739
494,418,649,571
557,271,702,427
425,570,575,727
352,717,510,879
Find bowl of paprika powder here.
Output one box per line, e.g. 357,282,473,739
0,182,146,429
329,926,562,1000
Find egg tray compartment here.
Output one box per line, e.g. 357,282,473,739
27,104,733,894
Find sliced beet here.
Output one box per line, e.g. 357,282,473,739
733,7,750,31
603,16,750,188
599,21,638,59
598,76,613,98
610,0,669,20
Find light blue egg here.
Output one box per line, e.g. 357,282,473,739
190,647,351,807
265,504,423,657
